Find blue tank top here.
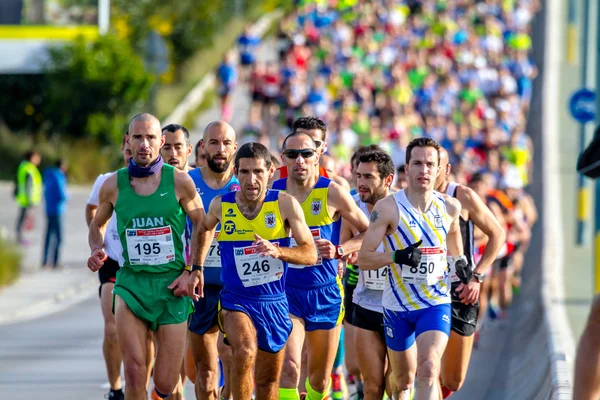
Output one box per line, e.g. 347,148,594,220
272,176,341,288
186,168,240,286
218,190,291,298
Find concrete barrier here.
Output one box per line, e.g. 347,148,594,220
163,9,284,127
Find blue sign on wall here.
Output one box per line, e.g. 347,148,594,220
570,88,596,124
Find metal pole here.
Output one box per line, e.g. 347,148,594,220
577,0,591,245
594,0,600,293
98,0,110,35
567,0,577,64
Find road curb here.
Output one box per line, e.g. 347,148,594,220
0,276,97,326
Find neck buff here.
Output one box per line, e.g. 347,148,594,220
128,156,164,178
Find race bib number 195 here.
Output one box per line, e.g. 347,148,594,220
126,226,175,265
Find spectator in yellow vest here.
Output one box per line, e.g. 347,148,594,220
15,150,42,245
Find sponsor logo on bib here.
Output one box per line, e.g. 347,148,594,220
225,208,236,217
434,215,443,229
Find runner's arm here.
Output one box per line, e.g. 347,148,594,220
357,197,396,270
458,186,505,275
88,176,116,252
329,182,370,255
191,196,221,267
85,204,97,227
279,192,318,266
444,195,464,258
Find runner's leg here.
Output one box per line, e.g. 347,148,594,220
115,295,150,399
154,321,187,396
415,331,449,400
221,309,257,400
189,326,220,399
440,331,474,391
279,315,306,396
218,331,234,399
255,347,286,399
355,326,386,399
101,283,122,391
304,324,342,397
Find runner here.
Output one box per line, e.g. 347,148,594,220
187,142,318,400
357,138,468,400
343,149,394,399
274,131,370,400
158,123,194,400
217,53,238,122
435,149,506,397
161,124,193,171
270,117,349,190
87,113,205,400
85,134,132,400
187,121,239,400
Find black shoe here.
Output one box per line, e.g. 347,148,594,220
106,389,124,400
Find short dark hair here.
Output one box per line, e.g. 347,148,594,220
194,139,202,159
396,164,406,175
24,151,37,161
351,145,382,168
281,131,317,150
122,130,128,146
405,137,442,165
162,124,190,145
358,150,395,179
235,142,272,170
55,159,66,169
292,116,327,141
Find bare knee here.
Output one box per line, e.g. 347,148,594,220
308,373,331,393
416,358,440,385
232,340,256,367
363,377,385,398
280,356,301,384
390,370,413,393
195,360,218,392
104,321,118,345
123,359,147,390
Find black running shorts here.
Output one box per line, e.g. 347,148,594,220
450,282,479,336
352,303,385,341
344,283,356,325
98,257,120,298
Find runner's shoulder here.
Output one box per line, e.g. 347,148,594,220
441,193,461,218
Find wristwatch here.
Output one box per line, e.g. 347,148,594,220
473,272,485,283
335,245,344,259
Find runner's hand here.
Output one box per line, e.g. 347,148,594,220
454,256,473,285
346,252,358,265
456,281,480,305
87,248,107,272
315,239,335,259
187,270,204,301
168,271,190,298
254,234,281,258
393,240,422,267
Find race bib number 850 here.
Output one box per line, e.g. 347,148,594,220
402,247,446,286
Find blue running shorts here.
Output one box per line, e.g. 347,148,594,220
383,304,452,352
219,289,292,353
287,277,345,331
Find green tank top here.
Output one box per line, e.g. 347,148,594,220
115,164,186,273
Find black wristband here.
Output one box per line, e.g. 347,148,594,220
192,264,204,272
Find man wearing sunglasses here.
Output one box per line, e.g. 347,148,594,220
270,117,350,190
274,132,369,400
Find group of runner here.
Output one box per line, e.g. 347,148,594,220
83,108,540,400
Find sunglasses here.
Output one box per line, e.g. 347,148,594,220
283,149,317,159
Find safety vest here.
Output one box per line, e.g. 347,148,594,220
16,161,42,207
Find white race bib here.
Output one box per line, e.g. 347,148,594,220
364,267,387,290
402,247,446,286
234,245,284,287
126,226,176,265
288,229,322,269
448,257,459,283
205,232,221,268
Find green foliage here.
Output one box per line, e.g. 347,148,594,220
0,236,22,288
44,34,153,144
